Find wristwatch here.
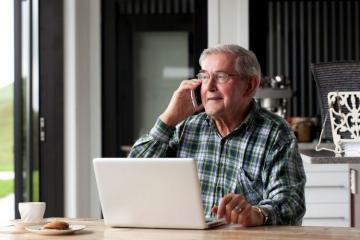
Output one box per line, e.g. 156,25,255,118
254,206,269,225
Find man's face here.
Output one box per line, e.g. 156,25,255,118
200,53,250,120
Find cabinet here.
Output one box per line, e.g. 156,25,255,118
302,163,351,227
300,148,360,227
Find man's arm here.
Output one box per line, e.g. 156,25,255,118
129,79,202,158
128,118,177,157
258,138,306,225
212,138,306,226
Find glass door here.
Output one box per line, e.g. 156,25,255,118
133,31,191,138
0,0,15,225
102,0,208,157
14,0,40,219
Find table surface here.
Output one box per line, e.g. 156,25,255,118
1,218,360,240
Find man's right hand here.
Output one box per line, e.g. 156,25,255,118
212,193,265,227
159,79,203,127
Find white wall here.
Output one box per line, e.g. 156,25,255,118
208,0,249,49
64,0,101,218
63,0,249,218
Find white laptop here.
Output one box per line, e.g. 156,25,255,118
93,158,225,229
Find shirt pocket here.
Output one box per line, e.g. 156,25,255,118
235,168,263,205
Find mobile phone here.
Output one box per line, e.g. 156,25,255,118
191,84,202,107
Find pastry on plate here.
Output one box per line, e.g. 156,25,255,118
43,220,69,230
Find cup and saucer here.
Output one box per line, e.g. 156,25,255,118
7,202,86,235
11,202,48,229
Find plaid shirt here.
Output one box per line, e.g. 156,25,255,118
128,101,306,225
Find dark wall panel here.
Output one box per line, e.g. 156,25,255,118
39,0,64,217
250,0,360,117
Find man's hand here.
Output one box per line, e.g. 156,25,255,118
159,79,203,127
212,193,265,227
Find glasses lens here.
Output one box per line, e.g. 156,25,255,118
197,72,209,81
215,72,229,83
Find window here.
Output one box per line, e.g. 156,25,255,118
0,0,15,224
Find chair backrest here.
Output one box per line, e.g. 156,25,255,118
311,62,360,139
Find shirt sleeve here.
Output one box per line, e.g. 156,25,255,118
257,138,306,225
128,118,178,157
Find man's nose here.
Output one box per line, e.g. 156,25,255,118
206,75,217,91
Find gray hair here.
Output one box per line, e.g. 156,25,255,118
199,44,262,81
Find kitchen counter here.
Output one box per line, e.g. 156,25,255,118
300,149,360,164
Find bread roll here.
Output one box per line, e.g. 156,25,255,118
43,220,69,230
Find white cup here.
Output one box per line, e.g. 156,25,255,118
18,202,46,223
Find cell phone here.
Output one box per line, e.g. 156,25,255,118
191,84,202,107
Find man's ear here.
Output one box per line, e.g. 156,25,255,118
244,75,260,97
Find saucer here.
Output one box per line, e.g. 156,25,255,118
10,219,48,229
25,224,86,235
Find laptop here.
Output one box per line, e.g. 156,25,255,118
93,158,225,229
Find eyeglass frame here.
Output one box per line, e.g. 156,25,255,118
196,70,240,84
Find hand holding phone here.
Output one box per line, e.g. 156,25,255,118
191,84,202,108
160,79,202,127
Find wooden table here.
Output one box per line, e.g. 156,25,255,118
1,218,360,240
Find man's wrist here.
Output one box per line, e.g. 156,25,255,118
253,206,268,226
159,112,178,127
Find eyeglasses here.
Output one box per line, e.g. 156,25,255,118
196,71,239,84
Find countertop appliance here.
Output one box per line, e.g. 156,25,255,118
255,75,292,118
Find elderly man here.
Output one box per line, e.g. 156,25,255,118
128,44,306,227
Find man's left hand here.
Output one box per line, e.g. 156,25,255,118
211,193,265,227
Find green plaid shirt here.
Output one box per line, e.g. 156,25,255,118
128,101,306,225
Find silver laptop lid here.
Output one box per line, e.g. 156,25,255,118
93,158,210,229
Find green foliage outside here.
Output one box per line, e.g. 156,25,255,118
0,84,13,104
0,84,40,200
0,172,39,200
32,170,39,202
0,84,14,198
0,84,13,171
0,102,13,171
0,179,13,198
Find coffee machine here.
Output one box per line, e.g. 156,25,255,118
255,76,292,118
